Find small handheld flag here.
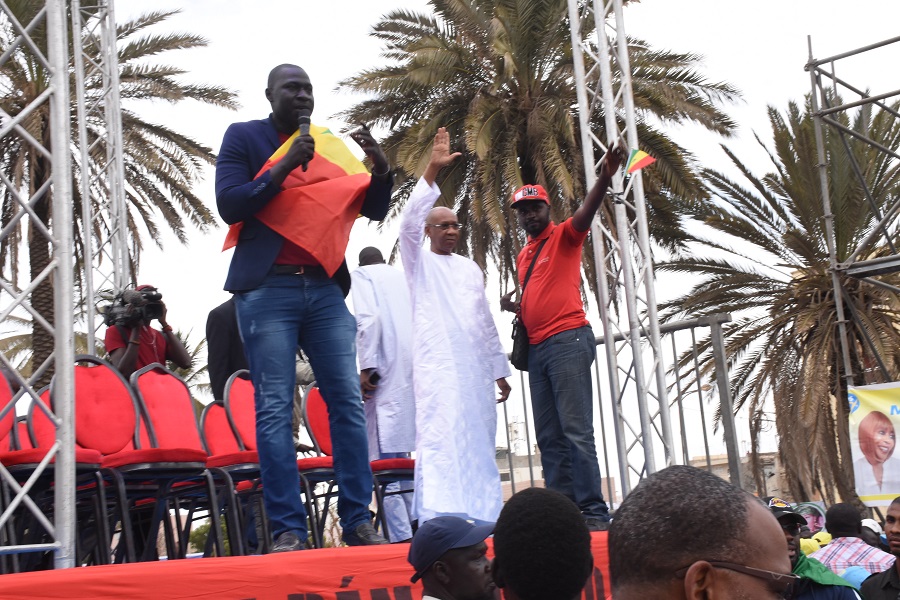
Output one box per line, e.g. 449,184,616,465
626,149,656,174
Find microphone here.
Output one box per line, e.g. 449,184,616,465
298,108,312,172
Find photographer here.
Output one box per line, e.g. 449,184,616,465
104,284,192,379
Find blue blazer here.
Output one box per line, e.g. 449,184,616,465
215,116,392,294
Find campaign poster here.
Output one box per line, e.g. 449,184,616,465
849,382,900,506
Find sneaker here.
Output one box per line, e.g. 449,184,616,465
270,531,304,553
585,517,610,532
343,522,388,546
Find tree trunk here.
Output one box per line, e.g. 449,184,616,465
29,128,54,389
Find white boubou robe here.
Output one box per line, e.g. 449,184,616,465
350,264,416,459
350,263,416,541
399,177,510,524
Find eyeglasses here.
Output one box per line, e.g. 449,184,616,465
427,223,463,231
675,561,800,599
781,523,801,536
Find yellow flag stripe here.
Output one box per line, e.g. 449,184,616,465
269,124,368,175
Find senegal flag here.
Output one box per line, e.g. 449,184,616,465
626,148,656,174
223,124,371,276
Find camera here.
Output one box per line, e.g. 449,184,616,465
101,286,164,327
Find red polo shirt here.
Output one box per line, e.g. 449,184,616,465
104,325,168,369
516,218,590,344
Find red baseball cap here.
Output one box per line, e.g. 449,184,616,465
510,184,550,208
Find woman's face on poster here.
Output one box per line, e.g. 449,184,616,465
873,424,896,463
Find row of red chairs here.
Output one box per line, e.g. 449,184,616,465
0,356,239,569
211,370,415,548
0,357,414,570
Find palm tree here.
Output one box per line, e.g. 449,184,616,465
337,0,740,289
658,97,900,504
0,5,237,384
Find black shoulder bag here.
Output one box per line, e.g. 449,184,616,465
510,239,548,371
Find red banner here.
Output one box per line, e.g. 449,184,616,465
0,533,610,599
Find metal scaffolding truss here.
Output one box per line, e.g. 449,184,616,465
567,0,742,493
809,35,900,389
72,0,130,351
0,0,77,568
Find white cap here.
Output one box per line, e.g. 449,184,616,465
861,518,884,535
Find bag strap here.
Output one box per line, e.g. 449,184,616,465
522,238,549,293
518,238,549,321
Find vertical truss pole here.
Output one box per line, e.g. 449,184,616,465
568,0,675,494
567,0,630,494
0,0,76,568
47,0,76,569
72,0,129,352
808,37,856,395
103,0,129,292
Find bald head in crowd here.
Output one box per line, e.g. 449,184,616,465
609,465,795,600
424,206,461,256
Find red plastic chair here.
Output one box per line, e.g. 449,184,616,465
0,383,106,569
201,402,242,456
200,373,265,555
109,363,220,561
299,386,345,548
71,355,139,455
302,385,415,542
0,368,15,445
60,355,145,564
0,417,30,451
224,373,256,450
229,376,332,549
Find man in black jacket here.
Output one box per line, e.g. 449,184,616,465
861,497,900,599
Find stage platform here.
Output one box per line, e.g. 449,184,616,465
0,532,609,599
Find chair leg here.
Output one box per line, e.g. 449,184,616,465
372,475,389,542
0,481,20,573
299,474,322,549
202,472,225,557
91,475,112,565
102,468,136,564
207,468,243,556
252,486,270,554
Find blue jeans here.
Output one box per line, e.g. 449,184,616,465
528,325,610,520
234,273,373,541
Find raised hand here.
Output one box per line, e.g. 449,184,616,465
350,124,389,174
602,145,625,179
423,127,462,184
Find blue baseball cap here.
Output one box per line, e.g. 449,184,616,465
407,516,494,583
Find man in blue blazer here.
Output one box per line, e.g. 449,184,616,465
215,63,393,551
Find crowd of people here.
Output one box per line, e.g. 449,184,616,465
607,466,900,600
403,465,900,600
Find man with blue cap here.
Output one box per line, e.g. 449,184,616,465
407,516,496,600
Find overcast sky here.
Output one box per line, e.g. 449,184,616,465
114,0,900,335
111,0,900,465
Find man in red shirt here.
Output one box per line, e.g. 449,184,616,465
104,284,192,379
500,147,622,531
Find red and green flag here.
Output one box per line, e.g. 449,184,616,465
626,148,656,174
